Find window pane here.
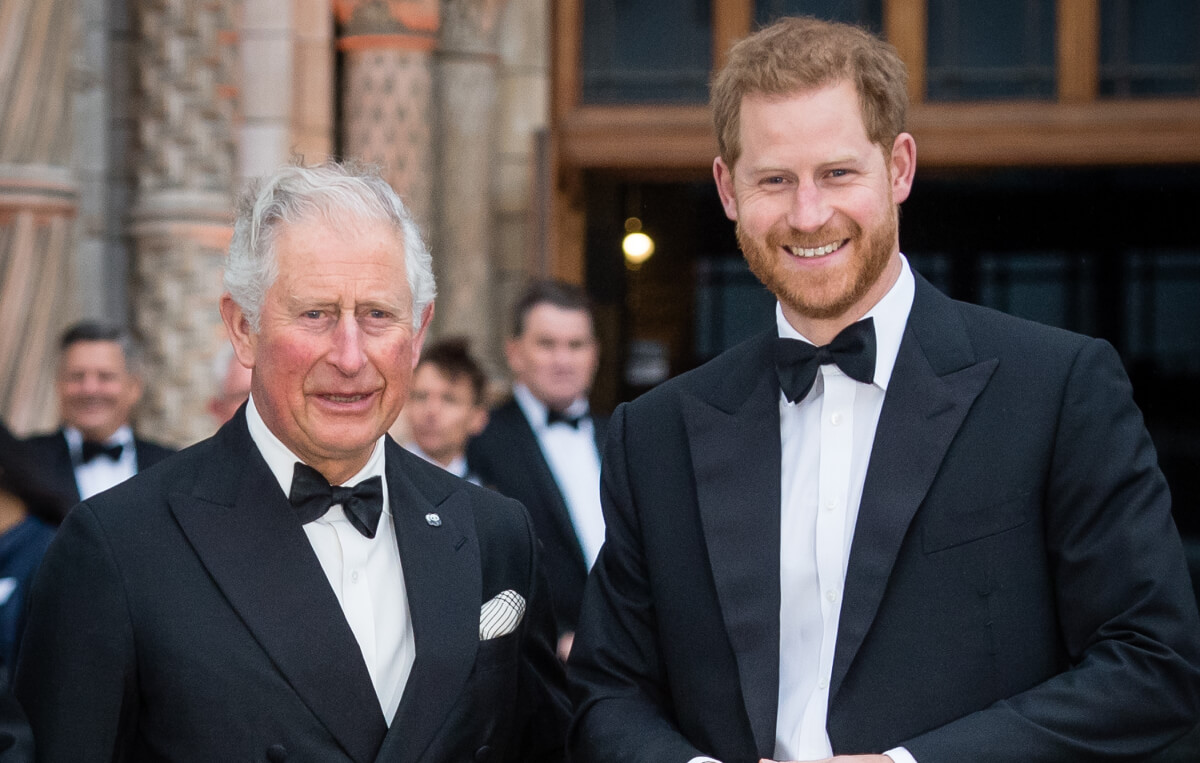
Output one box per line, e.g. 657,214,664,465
582,0,712,104
1100,0,1200,97
754,0,882,32
926,0,1056,101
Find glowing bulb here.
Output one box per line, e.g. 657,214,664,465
623,231,655,265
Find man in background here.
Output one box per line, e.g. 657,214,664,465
469,280,606,659
403,337,488,482
207,343,254,427
23,321,173,513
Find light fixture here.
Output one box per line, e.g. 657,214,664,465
622,216,654,269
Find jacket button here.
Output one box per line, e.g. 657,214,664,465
474,745,492,762
267,744,288,762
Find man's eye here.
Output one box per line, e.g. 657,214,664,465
303,310,323,319
829,169,850,178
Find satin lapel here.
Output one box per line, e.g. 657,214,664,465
829,279,998,702
508,404,588,568
378,445,480,763
169,417,386,763
684,332,782,759
52,432,81,504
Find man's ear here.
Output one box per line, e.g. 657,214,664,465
411,302,435,369
713,156,740,221
219,294,256,369
889,132,917,204
468,407,488,438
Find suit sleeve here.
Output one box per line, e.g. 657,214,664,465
14,504,137,762
904,338,1200,761
510,507,572,763
567,403,712,763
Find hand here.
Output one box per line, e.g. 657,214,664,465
557,630,574,662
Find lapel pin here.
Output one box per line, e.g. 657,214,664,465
425,512,442,527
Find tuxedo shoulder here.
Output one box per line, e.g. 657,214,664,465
80,435,225,522
20,431,65,452
950,297,1098,358
625,330,774,412
134,436,176,461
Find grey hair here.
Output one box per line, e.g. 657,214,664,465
223,160,436,332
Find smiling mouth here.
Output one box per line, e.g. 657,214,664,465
784,240,847,258
323,393,370,403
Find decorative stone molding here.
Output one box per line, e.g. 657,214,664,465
338,0,440,233
0,0,80,433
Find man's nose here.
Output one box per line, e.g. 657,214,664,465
785,179,834,233
328,317,368,374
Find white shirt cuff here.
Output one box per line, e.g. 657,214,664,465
686,758,720,763
885,746,918,763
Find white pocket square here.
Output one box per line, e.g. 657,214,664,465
479,589,525,640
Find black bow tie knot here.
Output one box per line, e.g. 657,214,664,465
546,409,585,429
775,318,877,403
288,462,384,539
81,440,124,464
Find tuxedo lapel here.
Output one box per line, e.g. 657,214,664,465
50,431,81,504
169,416,386,763
830,277,998,702
505,403,588,569
378,443,480,763
684,332,782,759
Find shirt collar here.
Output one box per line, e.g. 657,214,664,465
774,253,915,392
245,393,387,506
404,442,469,479
512,384,589,430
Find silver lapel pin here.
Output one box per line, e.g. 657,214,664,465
425,512,442,527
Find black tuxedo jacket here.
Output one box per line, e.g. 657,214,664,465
468,400,607,635
15,411,569,762
21,429,174,514
568,274,1200,763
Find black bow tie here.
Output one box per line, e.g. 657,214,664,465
288,462,384,539
546,409,585,429
775,318,877,403
81,441,124,464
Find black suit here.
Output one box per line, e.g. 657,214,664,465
568,274,1200,762
21,429,174,513
468,400,607,635
15,411,568,762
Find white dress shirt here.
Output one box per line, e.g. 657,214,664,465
246,395,415,724
513,384,605,570
67,424,137,500
403,442,479,485
690,256,917,763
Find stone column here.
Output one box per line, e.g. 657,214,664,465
129,0,239,447
433,0,507,366
0,0,80,433
335,0,439,233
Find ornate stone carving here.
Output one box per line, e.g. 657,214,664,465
130,0,238,446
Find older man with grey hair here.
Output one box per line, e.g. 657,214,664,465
16,161,570,762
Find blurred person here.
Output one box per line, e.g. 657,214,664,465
0,423,66,686
207,342,253,426
567,16,1200,763
468,279,606,659
22,321,173,511
403,338,488,483
16,161,569,761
